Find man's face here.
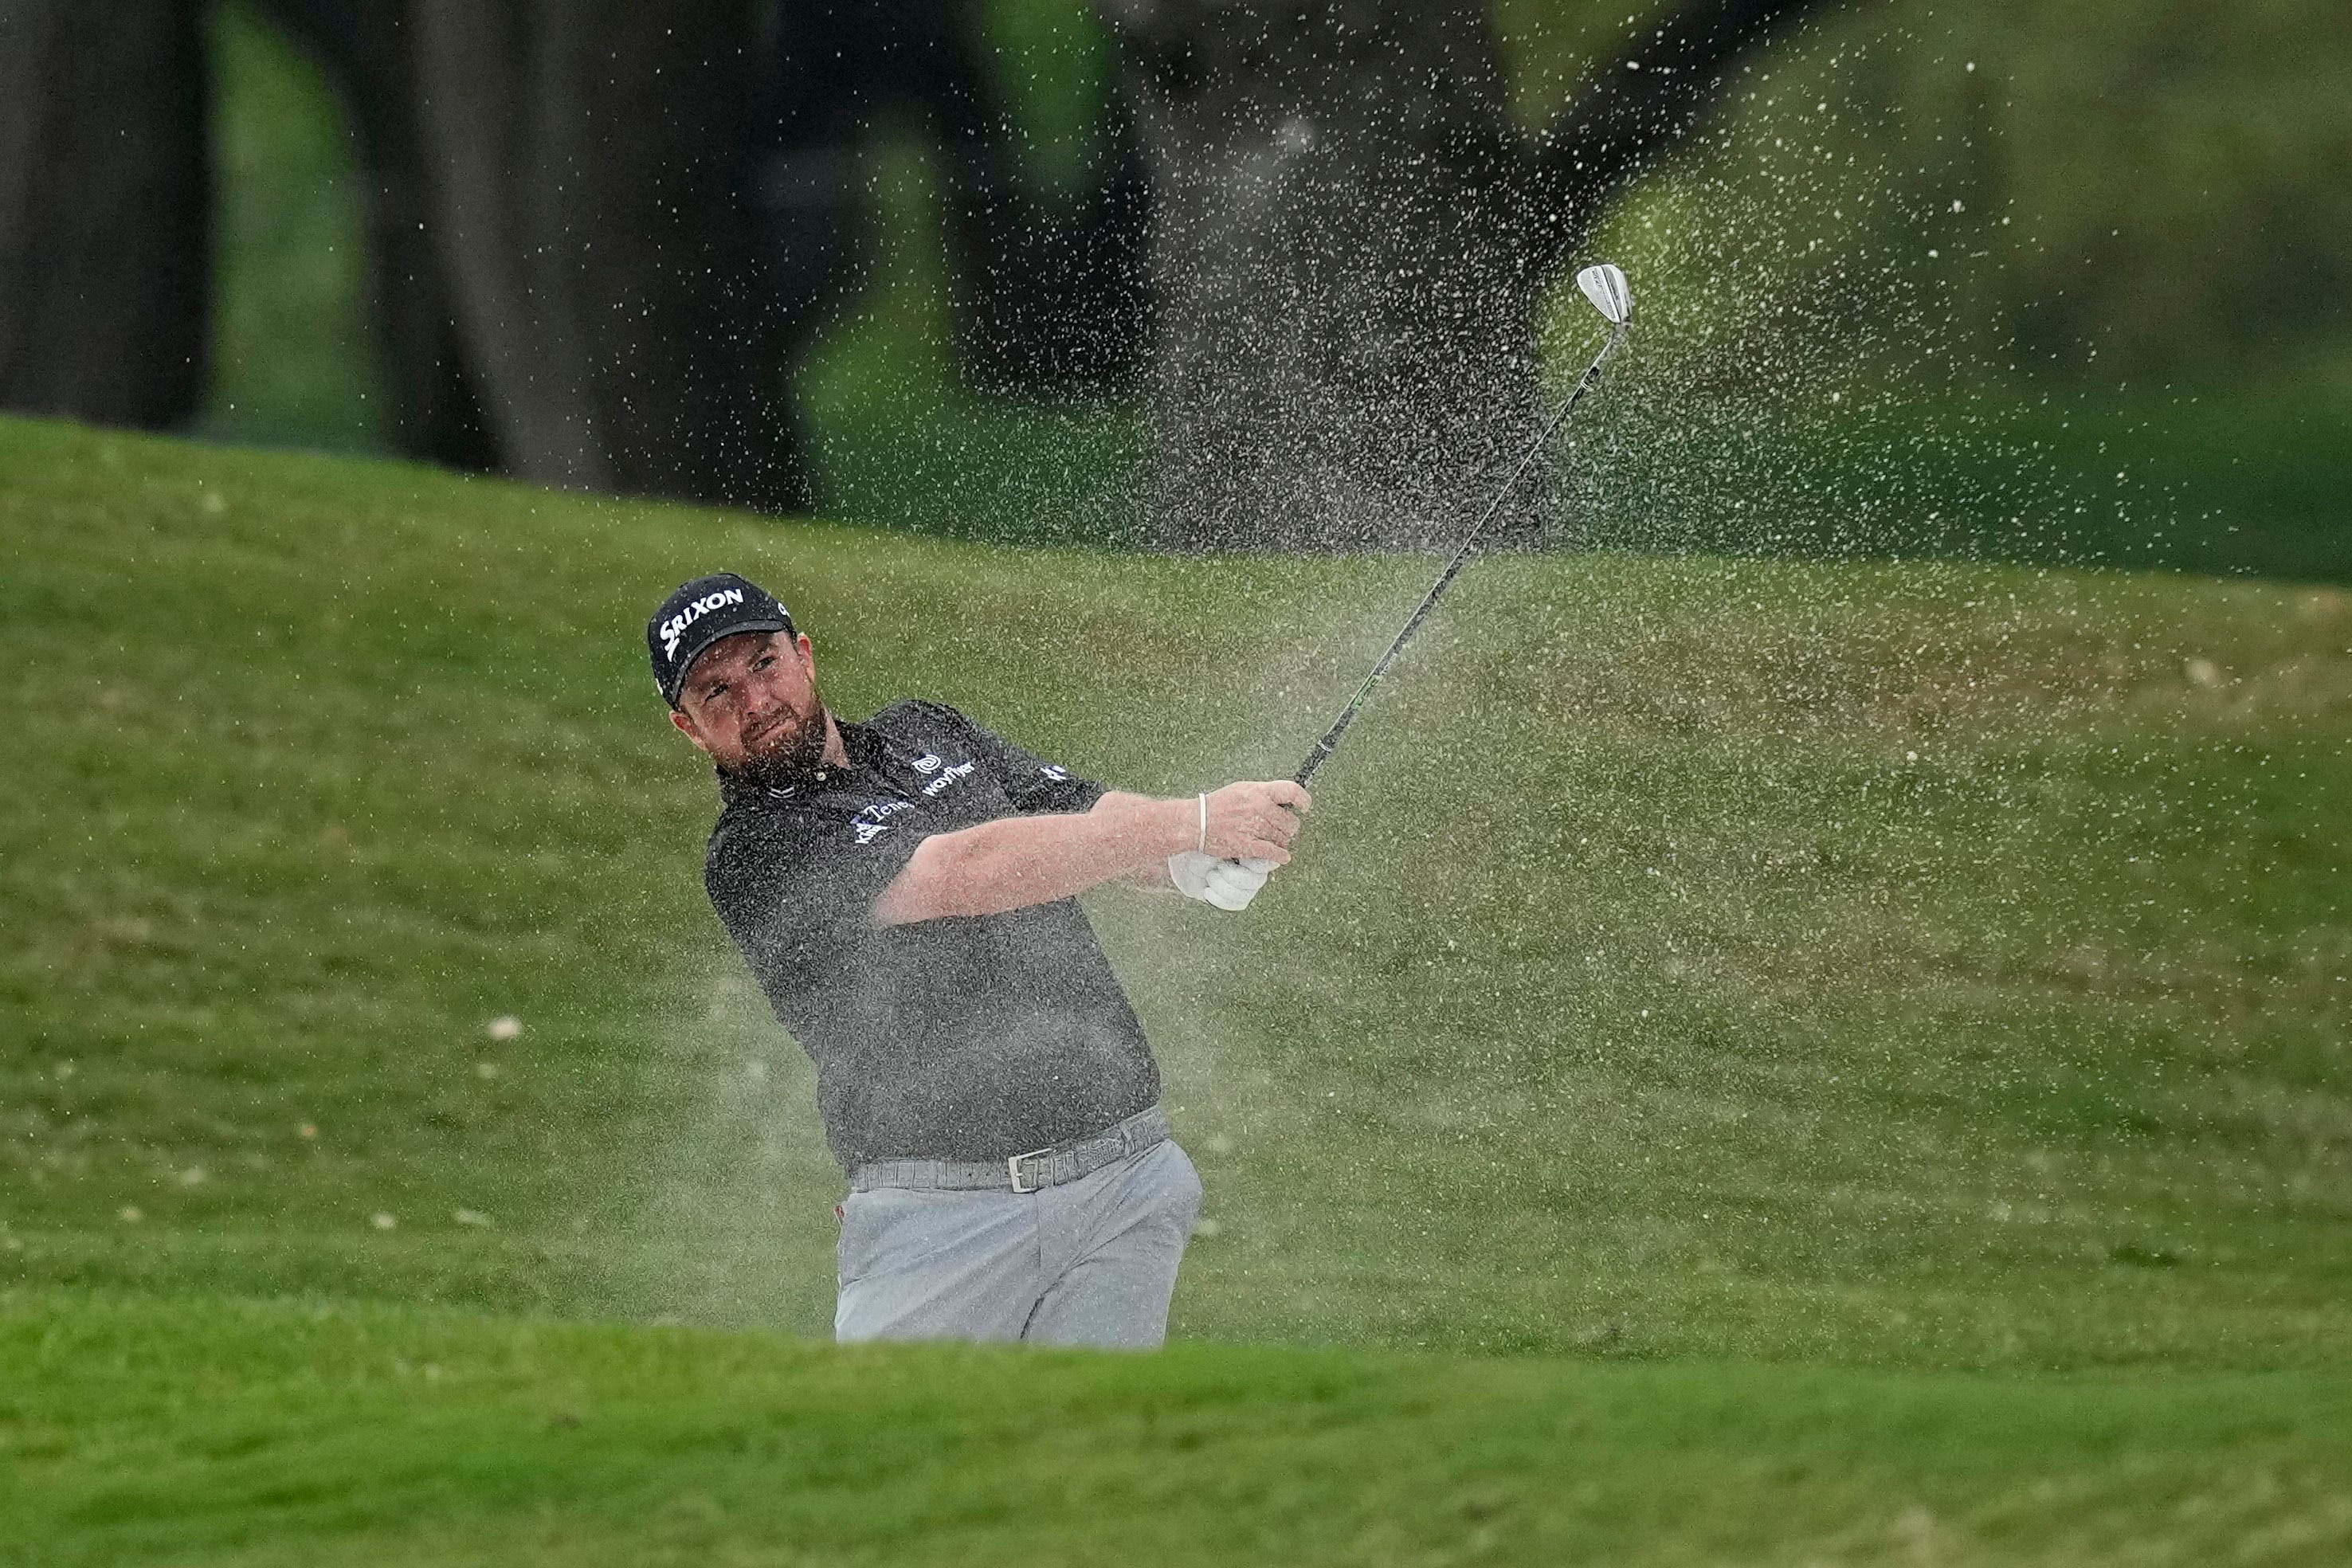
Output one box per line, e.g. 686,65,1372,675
670,629,828,779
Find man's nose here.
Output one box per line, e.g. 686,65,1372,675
743,683,790,728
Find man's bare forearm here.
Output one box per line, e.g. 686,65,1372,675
1107,786,1186,891
872,791,1186,925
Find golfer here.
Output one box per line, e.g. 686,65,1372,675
649,573,1307,1347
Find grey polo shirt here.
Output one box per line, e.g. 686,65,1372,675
704,700,1161,1170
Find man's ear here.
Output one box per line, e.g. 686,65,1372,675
671,708,710,755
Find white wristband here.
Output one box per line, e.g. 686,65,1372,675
1197,792,1207,855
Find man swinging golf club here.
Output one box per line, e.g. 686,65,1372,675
647,264,1629,1348
650,573,1307,1347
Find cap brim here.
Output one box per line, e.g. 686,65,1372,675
662,616,795,706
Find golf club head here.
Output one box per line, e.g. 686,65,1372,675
1576,262,1632,327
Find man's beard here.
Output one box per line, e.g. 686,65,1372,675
730,692,829,788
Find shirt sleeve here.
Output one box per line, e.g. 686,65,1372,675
923,703,1109,815
704,806,926,972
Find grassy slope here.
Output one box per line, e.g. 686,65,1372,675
7,1290,2350,1568
3,416,2349,1555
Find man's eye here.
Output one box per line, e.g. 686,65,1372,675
753,656,775,671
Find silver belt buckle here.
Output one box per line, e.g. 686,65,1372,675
1006,1145,1056,1194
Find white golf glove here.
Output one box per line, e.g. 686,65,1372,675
1168,851,1280,911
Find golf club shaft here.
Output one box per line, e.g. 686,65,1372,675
1290,327,1627,790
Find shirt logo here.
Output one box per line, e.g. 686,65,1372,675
919,759,977,797
1040,763,1070,782
850,798,911,845
910,753,943,774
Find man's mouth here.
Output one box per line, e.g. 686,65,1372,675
726,702,825,786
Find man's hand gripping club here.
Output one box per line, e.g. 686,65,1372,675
1167,779,1307,911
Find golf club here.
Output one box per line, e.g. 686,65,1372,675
1287,261,1633,791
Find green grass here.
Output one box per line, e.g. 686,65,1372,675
7,1289,2349,1566
1558,373,2352,584
3,415,2349,1557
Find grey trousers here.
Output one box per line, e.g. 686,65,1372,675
834,1139,1204,1347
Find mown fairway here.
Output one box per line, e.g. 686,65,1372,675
4,417,2347,1560
10,1291,2350,1568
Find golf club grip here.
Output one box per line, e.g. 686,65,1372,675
1294,727,1343,788
1284,327,1624,789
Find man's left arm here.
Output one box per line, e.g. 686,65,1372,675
941,706,1168,884
869,708,1301,923
957,715,1207,892
871,780,1303,925
1094,791,1181,890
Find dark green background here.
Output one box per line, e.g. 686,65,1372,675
190,0,2352,574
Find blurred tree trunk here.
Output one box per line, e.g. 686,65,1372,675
745,0,1152,397
931,30,1153,396
947,139,1152,396
1103,0,1538,551
402,0,802,509
0,0,211,429
1098,0,1819,551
